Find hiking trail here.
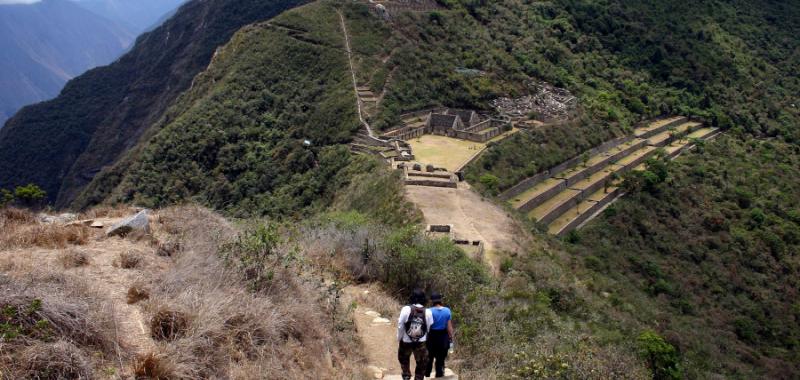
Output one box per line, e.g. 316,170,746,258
344,284,458,379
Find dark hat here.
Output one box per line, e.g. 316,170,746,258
410,288,427,305
430,292,443,303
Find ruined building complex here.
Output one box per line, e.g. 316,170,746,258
380,108,510,142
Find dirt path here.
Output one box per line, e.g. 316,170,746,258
344,284,458,379
337,9,378,139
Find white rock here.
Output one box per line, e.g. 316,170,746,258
365,310,381,317
371,317,391,324
106,210,150,237
90,221,104,228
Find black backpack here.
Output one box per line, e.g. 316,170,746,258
404,305,428,342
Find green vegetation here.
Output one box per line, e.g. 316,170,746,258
0,183,46,208
81,2,361,218
0,0,308,207
462,0,798,192
570,137,800,378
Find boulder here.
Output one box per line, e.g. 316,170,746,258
90,221,104,228
106,210,150,237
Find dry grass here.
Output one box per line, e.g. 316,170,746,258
127,284,150,304
133,352,178,379
150,309,189,341
58,248,90,268
117,250,143,269
0,271,119,378
18,340,93,379
155,238,181,257
81,204,137,219
139,205,364,379
0,222,91,250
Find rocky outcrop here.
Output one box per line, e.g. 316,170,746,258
106,210,150,237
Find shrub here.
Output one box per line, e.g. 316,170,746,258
133,352,176,379
150,310,189,341
13,184,46,207
0,188,13,208
59,249,90,269
118,251,143,269
637,330,682,379
479,174,500,195
127,285,150,305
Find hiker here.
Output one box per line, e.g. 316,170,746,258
397,288,434,380
425,292,454,378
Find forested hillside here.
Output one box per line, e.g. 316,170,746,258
0,0,307,207
0,0,797,377
80,2,361,217
465,0,799,192
569,137,800,378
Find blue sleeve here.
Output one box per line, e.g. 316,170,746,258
446,308,452,321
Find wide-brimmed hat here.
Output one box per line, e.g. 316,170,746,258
430,292,443,303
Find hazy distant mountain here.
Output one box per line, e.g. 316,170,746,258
0,0,186,127
0,0,135,126
73,0,186,34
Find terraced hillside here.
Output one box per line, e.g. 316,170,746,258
503,117,720,236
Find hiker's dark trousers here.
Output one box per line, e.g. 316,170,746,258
398,341,428,380
425,329,449,377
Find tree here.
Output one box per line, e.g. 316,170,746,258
13,184,46,208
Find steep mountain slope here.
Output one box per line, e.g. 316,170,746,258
82,1,360,217
0,0,308,206
73,0,186,33
570,137,800,378
0,0,134,126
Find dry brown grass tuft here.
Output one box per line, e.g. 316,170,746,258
133,352,176,379
150,309,190,341
19,340,93,379
127,285,150,304
155,239,181,257
0,272,120,378
137,205,363,379
0,222,91,250
2,207,35,223
59,248,90,268
81,204,136,219
118,250,143,269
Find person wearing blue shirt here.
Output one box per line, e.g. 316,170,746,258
425,292,453,378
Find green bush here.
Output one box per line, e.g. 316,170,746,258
637,330,681,380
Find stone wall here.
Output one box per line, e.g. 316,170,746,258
555,188,621,237
539,196,580,225
518,180,568,213
499,135,632,201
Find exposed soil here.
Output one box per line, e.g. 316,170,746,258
405,182,528,271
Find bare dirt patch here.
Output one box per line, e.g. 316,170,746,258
404,182,528,270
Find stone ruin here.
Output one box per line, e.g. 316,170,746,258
492,81,577,122
381,107,511,142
